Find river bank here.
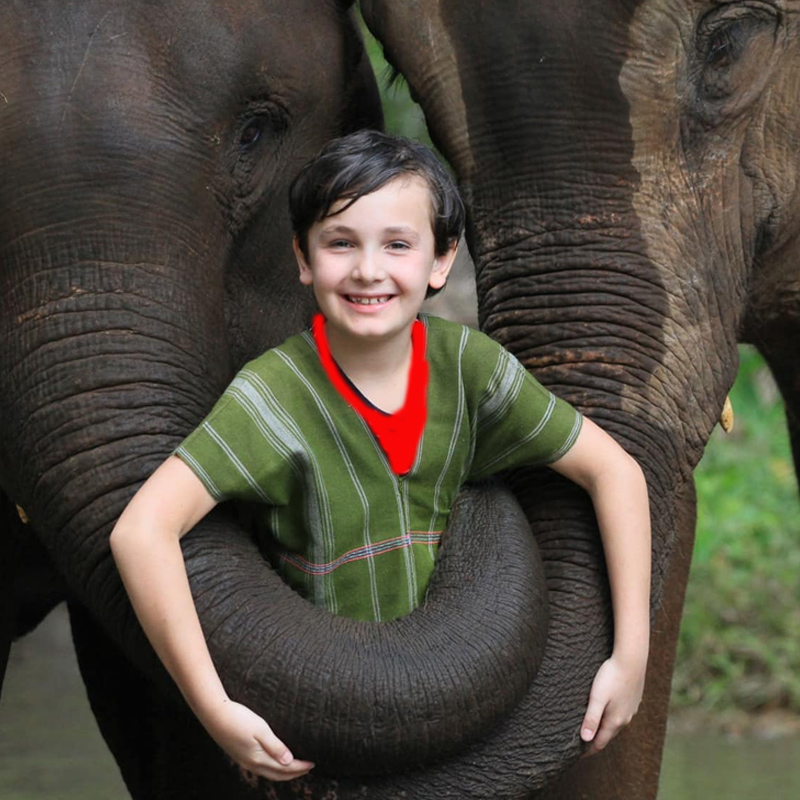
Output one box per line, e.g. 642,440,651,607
668,707,800,739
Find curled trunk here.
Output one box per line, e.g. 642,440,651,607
191,479,548,775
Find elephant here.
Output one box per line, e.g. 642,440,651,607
1,2,549,798
355,0,800,796
5,0,799,799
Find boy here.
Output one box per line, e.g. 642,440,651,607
111,130,651,782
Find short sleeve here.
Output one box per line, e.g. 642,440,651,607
174,359,292,505
465,332,583,480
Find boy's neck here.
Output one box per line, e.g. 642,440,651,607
325,323,415,414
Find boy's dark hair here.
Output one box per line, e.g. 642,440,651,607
289,129,465,297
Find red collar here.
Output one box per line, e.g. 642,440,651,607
312,314,428,476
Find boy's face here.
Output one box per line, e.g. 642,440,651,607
294,175,457,349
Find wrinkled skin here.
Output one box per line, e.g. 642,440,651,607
354,0,800,797
6,1,800,799
0,2,551,798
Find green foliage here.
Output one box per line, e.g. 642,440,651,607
360,14,431,143
672,347,800,713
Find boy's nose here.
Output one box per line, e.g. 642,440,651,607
352,250,385,282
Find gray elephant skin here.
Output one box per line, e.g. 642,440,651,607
359,0,800,797
5,0,799,798
1,1,547,798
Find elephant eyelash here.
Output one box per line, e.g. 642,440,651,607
705,21,746,65
236,103,289,153
688,5,781,113
239,118,264,149
696,6,779,68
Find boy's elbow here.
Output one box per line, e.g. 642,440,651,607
109,515,135,562
626,451,648,491
590,446,647,499
109,502,153,561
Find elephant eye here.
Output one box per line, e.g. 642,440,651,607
239,117,266,150
693,6,780,105
705,21,745,68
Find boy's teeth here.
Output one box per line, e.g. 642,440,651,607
348,295,391,305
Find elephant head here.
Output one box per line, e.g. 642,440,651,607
352,0,800,797
0,0,376,622
1,2,552,796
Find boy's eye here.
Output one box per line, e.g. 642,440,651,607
387,241,410,251
329,240,352,249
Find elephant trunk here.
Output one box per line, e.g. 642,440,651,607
461,230,704,787
0,225,232,605
192,480,549,775
320,475,626,797
474,228,708,592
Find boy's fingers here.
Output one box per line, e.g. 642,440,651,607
580,697,605,742
589,719,617,754
244,763,314,783
253,731,314,772
265,760,314,775
260,757,315,780
255,729,292,762
584,711,635,757
242,752,314,782
278,758,315,772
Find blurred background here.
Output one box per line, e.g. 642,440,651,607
1,18,798,800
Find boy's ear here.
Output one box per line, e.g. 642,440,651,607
428,240,458,291
293,236,314,286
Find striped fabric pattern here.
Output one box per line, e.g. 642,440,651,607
176,314,582,622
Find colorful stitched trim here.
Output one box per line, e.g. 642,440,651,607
278,531,443,575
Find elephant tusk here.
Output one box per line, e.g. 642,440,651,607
16,504,29,524
719,395,734,433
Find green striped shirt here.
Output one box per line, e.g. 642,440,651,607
176,314,582,621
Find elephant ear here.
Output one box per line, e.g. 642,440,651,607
360,0,475,181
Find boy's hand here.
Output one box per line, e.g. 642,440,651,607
580,653,646,756
200,699,314,782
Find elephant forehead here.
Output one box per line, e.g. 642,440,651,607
161,0,350,97
1,1,348,126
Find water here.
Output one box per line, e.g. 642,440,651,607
660,732,800,799
0,606,127,799
2,606,799,799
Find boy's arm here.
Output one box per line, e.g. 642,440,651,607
548,416,651,754
109,455,313,780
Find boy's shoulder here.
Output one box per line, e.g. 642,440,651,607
420,313,508,360
239,327,318,378
419,312,471,341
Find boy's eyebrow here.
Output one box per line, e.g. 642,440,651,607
318,224,421,240
319,225,356,236
384,226,420,240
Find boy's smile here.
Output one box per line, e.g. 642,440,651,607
294,176,457,357
346,295,393,305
